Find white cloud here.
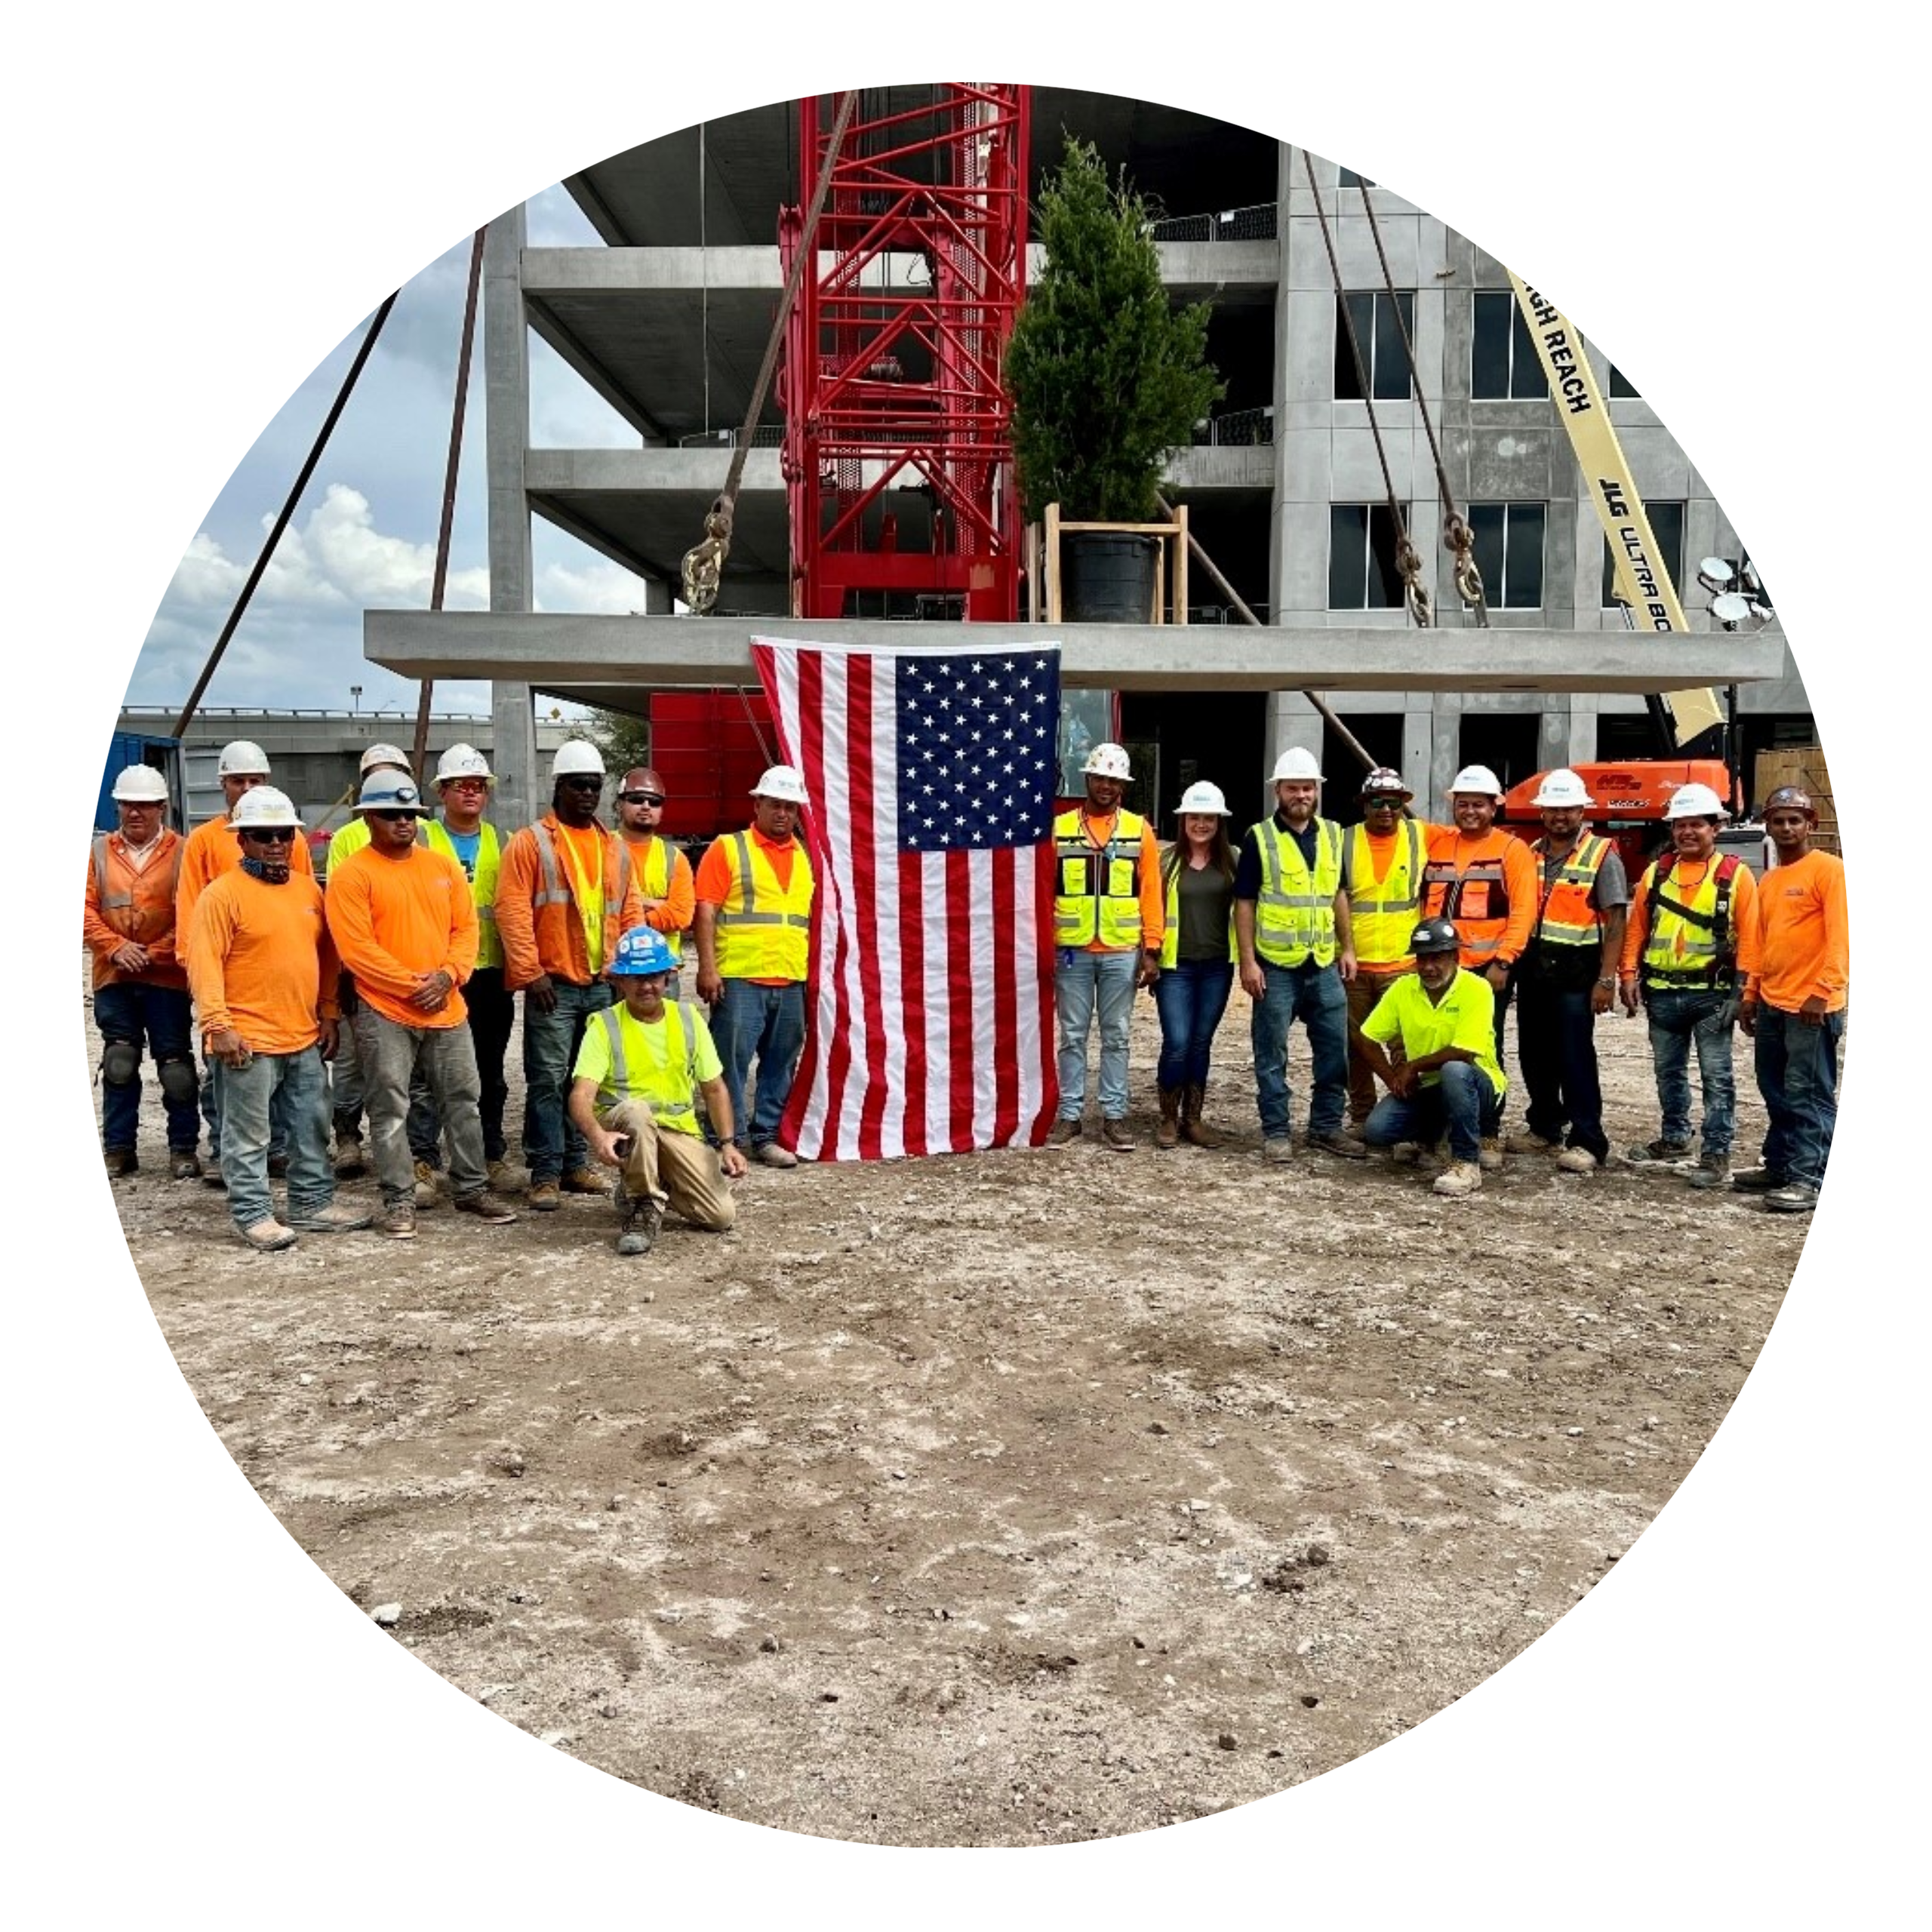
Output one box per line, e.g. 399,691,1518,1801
534,552,656,614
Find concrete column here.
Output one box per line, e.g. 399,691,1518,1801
485,202,537,832
1402,705,1433,802
1267,141,1295,625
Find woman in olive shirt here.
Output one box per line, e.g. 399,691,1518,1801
1152,781,1239,1148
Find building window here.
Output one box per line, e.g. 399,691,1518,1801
1608,365,1641,398
1334,291,1416,401
1470,290,1547,400
1601,500,1686,608
1330,504,1406,609
1466,503,1547,608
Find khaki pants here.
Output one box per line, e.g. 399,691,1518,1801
1345,966,1408,1127
600,1100,736,1232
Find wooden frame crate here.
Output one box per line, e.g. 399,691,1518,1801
1755,745,1839,854
1026,503,1189,625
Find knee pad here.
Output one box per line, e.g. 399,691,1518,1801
100,1039,140,1088
158,1054,200,1107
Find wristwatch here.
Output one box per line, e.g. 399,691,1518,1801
1596,975,1616,989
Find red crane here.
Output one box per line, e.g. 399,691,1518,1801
779,85,1030,623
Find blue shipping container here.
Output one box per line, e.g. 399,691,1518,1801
97,733,185,832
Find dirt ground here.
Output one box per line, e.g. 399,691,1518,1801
93,971,1812,1847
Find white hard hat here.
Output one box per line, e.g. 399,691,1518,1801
229,786,303,831
1665,781,1727,821
552,740,607,780
1175,780,1231,817
1450,764,1505,798
359,742,412,776
435,743,494,785
1271,746,1323,783
1531,768,1595,808
355,774,429,816
1082,743,1133,781
752,764,811,805
217,739,271,777
111,764,170,804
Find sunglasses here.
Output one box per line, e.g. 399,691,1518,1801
618,791,666,807
560,776,604,791
244,828,297,844
368,809,419,823
443,777,488,791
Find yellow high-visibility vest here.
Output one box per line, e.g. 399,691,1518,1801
422,819,503,969
626,832,682,962
1250,816,1342,968
1054,808,1146,951
1158,848,1236,970
1640,853,1743,990
713,832,814,980
592,1001,702,1135
1342,819,1423,971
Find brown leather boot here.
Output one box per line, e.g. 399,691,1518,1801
1180,1082,1225,1149
1156,1086,1181,1149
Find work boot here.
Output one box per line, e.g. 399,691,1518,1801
1180,1084,1225,1149
202,1168,227,1191
1683,1152,1731,1189
1762,1181,1820,1214
454,1189,519,1225
1555,1146,1599,1175
1389,1140,1423,1166
240,1217,297,1253
1626,1137,1694,1164
288,1201,374,1233
564,1164,613,1192
1309,1127,1368,1161
332,1131,367,1180
168,1149,202,1180
1731,1165,1789,1192
1263,1137,1294,1165
753,1144,799,1171
380,1201,417,1241
1505,1131,1561,1155
1432,1161,1483,1199
1100,1117,1135,1152
526,1178,562,1212
488,1156,529,1192
1048,1117,1083,1146
1156,1086,1181,1150
1478,1136,1504,1172
615,1191,664,1257
103,1147,137,1177
413,1158,444,1209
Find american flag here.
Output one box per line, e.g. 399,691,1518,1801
750,636,1063,1161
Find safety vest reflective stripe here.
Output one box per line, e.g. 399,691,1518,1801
1641,854,1739,987
1251,817,1342,967
1053,809,1146,949
715,833,814,979
1343,820,1422,969
530,824,630,912
595,1001,697,1118
92,834,184,921
1423,851,1512,959
720,832,813,928
1532,832,1609,948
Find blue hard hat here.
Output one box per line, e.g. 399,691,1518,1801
611,928,677,977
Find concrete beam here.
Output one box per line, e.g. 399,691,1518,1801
366,611,1786,696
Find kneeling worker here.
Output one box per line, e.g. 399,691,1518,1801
568,927,748,1256
1353,916,1508,1199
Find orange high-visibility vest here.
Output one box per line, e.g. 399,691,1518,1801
1531,832,1611,948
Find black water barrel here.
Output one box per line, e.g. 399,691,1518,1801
1061,532,1158,623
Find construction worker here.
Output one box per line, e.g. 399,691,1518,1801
85,764,199,1178
1355,915,1507,1200
1508,768,1629,1175
177,740,314,1182
1736,786,1848,1214
183,787,369,1251
568,926,747,1255
1234,746,1363,1164
1153,780,1237,1149
1419,763,1538,1168
324,773,518,1239
495,739,646,1209
615,766,696,964
323,743,438,1192
693,764,818,1168
1048,743,1163,1151
1618,780,1760,1186
1341,767,1429,1133
423,743,522,1192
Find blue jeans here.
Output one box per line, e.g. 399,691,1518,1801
94,980,198,1152
709,978,807,1149
214,1045,334,1232
1362,1062,1502,1164
1056,947,1139,1121
1251,956,1349,1140
1643,987,1739,1155
1152,958,1235,1090
1517,962,1608,1162
202,1045,288,1164
1754,1004,1844,1188
521,979,613,1181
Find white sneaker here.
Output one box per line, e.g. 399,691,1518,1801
1555,1146,1598,1175
1432,1161,1483,1198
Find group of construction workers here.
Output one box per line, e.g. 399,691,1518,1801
88,727,1846,1251
85,738,817,1255
1050,742,1847,1213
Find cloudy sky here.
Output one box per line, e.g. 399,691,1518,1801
127,184,651,724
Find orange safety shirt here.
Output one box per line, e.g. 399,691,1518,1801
1421,826,1539,969
84,828,189,992
1745,848,1847,1014
186,869,338,1054
494,814,645,991
325,841,478,1029
1620,856,1761,986
177,809,314,940
1050,808,1164,955
694,825,812,985
622,829,697,937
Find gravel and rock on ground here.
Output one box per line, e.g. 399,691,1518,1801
91,968,1814,1847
